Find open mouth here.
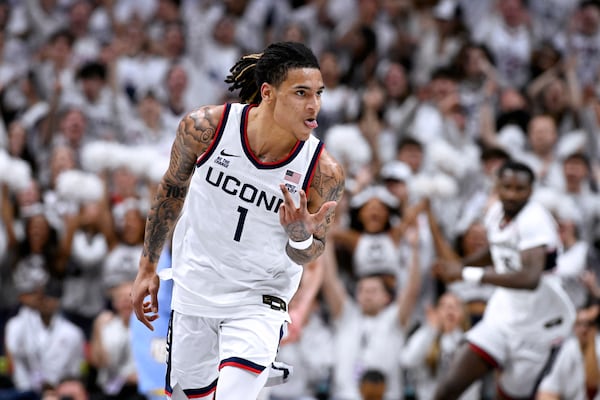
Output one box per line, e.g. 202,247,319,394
304,118,318,129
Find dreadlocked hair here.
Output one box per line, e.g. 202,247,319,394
225,41,320,104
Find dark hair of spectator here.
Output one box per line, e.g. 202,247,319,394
360,369,386,384
76,61,107,81
480,146,510,162
48,28,75,47
225,41,320,104
397,136,423,152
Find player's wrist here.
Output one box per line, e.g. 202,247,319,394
462,266,484,283
288,235,314,250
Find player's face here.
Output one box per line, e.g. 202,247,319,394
497,170,532,217
271,68,324,141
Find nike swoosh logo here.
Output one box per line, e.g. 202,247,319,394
220,149,240,157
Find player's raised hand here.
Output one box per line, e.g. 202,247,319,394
278,184,337,241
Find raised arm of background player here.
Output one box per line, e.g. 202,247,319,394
131,105,345,330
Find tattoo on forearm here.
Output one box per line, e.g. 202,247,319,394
166,184,187,198
287,237,325,265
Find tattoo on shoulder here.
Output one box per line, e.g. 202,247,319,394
168,107,221,182
312,161,345,203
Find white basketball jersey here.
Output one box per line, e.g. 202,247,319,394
483,200,575,330
171,103,324,318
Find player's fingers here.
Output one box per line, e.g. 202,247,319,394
278,204,288,225
298,190,307,211
280,184,296,209
150,280,160,314
314,201,337,222
133,295,153,330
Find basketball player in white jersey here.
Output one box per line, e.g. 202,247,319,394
432,160,576,399
131,42,345,399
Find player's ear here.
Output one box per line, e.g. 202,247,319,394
261,82,274,103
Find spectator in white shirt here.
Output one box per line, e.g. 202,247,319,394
5,266,85,395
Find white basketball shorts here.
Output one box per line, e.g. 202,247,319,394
165,309,286,398
466,316,569,398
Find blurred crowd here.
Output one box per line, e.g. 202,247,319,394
0,0,599,399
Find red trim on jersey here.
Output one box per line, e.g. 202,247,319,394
303,142,324,192
468,342,500,368
195,103,230,165
241,104,303,167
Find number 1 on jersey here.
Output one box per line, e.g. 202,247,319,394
234,206,248,241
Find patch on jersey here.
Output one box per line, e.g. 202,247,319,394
284,182,297,194
284,169,301,184
214,156,230,168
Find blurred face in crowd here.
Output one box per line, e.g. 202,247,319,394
60,109,86,146
358,198,390,233
81,75,104,102
383,62,409,100
320,51,342,88
497,169,532,218
18,287,44,310
541,80,568,114
39,292,61,322
397,144,423,173
499,88,527,112
17,180,41,208
360,379,386,400
357,276,392,316
280,22,307,43
580,4,600,35
463,46,489,79
563,156,589,192
499,0,525,27
50,145,76,186
110,281,134,323
164,24,186,57
437,292,466,333
111,167,138,198
167,65,188,96
527,116,557,156
121,208,146,245
384,179,409,205
79,201,102,230
27,214,51,253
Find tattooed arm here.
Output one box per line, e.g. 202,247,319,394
279,149,345,265
132,105,223,330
